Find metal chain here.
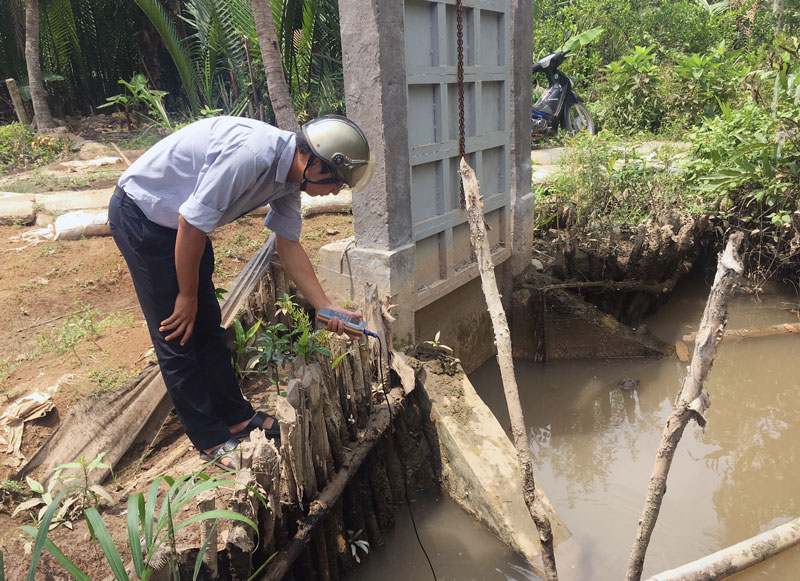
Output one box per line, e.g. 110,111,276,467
456,0,466,208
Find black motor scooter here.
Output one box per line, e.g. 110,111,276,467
531,51,595,139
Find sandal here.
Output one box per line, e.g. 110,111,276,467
232,411,280,442
200,438,240,471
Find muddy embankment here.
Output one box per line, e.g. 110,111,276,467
512,212,717,361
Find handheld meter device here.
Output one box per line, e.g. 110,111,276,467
316,307,378,339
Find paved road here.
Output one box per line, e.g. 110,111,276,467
531,140,690,184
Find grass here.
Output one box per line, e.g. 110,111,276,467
114,129,165,150
36,244,61,258
2,169,121,193
0,478,29,510
0,358,20,391
34,305,134,359
216,231,263,261
97,312,135,330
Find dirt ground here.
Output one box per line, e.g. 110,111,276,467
0,122,354,578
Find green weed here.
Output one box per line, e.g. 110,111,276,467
88,367,137,396
37,303,100,356
97,312,135,331
19,455,268,580
3,170,120,194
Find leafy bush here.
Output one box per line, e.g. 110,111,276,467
535,131,687,232
680,37,800,280
599,46,666,134
0,123,68,174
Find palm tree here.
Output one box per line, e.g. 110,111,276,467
25,0,55,129
250,0,298,130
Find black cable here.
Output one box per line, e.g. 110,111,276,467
376,336,437,580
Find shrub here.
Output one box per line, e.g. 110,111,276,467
683,37,800,247
599,46,666,134
0,123,68,174
534,131,687,232
673,41,750,121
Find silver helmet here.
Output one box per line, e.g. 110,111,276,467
301,115,375,192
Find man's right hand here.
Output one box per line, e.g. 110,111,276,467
160,292,198,345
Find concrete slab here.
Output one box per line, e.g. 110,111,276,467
35,188,114,214
416,360,571,575
0,192,35,225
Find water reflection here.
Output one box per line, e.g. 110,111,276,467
469,277,800,578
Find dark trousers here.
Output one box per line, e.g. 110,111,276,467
108,187,253,450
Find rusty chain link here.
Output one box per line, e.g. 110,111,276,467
456,0,466,208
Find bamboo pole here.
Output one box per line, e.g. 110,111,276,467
459,158,559,580
626,232,744,581
647,517,800,580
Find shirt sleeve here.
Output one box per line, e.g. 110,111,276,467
264,191,302,241
178,142,261,233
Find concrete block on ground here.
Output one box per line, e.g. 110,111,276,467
0,192,35,225
416,361,571,575
35,188,114,214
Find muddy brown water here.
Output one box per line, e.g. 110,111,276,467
350,274,800,580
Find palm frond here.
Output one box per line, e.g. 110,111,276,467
134,0,200,113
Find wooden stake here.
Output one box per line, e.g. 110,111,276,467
5,78,30,125
262,386,406,581
197,491,218,577
459,157,559,580
626,232,744,581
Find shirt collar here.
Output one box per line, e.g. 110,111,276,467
275,133,297,185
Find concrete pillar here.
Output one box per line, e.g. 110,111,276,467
509,0,535,277
320,0,416,342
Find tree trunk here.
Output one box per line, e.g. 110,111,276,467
250,0,299,131
24,0,55,130
626,233,744,581
774,0,785,40
459,157,559,581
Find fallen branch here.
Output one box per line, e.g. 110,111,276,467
681,322,800,344
647,517,800,580
263,386,406,581
626,232,744,581
459,158,558,580
541,279,676,294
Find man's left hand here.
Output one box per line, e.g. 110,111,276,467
320,304,362,336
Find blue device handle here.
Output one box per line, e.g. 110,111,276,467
316,307,378,338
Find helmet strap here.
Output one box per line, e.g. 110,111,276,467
301,152,338,189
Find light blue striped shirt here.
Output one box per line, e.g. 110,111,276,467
118,116,302,240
